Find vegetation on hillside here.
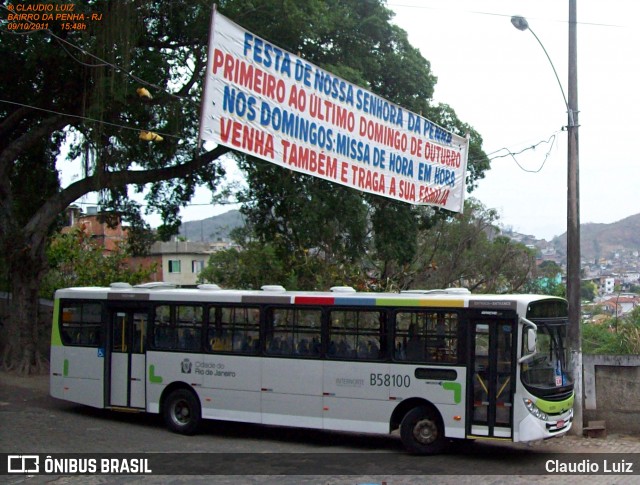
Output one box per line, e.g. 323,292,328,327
583,306,640,355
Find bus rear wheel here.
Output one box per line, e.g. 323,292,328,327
400,406,445,454
163,388,201,435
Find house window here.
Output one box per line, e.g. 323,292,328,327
192,260,205,273
168,260,181,273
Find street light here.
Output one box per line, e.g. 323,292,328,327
510,16,572,125
511,1,582,436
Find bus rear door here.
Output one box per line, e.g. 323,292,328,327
107,304,149,409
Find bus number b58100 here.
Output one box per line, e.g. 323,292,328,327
370,373,411,387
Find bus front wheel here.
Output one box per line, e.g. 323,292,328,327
163,388,201,435
400,406,445,454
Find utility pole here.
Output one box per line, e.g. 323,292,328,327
566,0,582,436
512,1,582,434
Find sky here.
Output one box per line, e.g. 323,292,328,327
62,0,640,241
388,0,640,240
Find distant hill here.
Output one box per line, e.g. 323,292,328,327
552,213,640,260
177,209,640,259
178,210,244,242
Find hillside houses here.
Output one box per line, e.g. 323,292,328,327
504,228,640,323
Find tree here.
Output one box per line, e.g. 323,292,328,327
522,260,566,297
198,230,288,290
580,280,598,302
41,226,155,298
538,260,563,280
408,199,536,293
1,0,230,373
1,0,489,373
199,225,369,291
209,199,538,293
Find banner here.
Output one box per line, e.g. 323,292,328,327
200,11,469,212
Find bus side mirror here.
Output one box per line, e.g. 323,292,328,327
527,328,537,353
519,319,538,364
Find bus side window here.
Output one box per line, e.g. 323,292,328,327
266,308,292,356
207,306,220,351
265,307,320,358
329,310,383,361
395,312,425,362
405,323,424,361
234,307,260,354
177,305,203,352
426,312,458,363
153,305,174,349
328,314,344,358
209,306,260,354
356,311,382,360
60,302,102,348
294,309,321,357
395,311,458,363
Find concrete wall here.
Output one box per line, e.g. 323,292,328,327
583,354,640,434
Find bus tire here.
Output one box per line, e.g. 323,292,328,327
400,406,445,454
163,388,201,435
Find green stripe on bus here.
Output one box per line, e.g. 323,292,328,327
149,365,163,384
63,359,69,377
442,382,462,404
535,393,574,414
51,298,62,346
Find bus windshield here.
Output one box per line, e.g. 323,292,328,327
521,320,572,395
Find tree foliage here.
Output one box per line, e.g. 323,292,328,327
41,226,155,298
583,321,640,356
580,280,598,302
582,306,640,355
521,260,565,297
205,199,538,294
1,0,227,372
199,226,369,290
405,200,536,293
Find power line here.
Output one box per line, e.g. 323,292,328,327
486,133,559,173
71,199,238,208
387,2,627,28
0,99,183,140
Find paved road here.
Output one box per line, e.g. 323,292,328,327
1,372,639,484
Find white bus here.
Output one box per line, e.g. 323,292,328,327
50,283,574,454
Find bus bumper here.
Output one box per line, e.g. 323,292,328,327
518,409,573,442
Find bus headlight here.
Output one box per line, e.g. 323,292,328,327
523,398,549,421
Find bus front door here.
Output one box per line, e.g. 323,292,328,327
468,319,515,439
108,308,148,409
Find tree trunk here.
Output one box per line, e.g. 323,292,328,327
1,238,47,375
